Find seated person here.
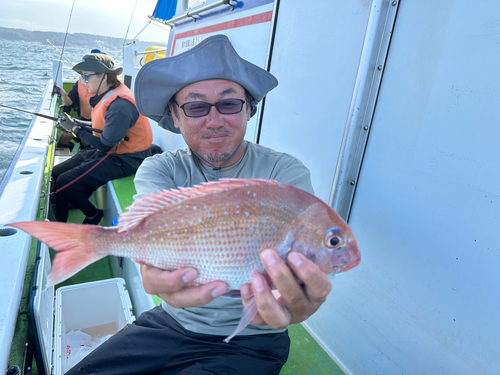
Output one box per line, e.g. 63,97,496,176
56,49,103,150
52,53,153,224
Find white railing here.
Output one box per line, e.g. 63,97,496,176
149,0,236,27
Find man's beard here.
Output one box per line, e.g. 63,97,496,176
201,129,235,163
204,150,235,163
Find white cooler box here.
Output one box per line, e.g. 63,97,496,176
32,243,135,375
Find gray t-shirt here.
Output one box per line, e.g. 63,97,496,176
134,140,314,336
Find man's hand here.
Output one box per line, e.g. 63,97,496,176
240,249,332,329
55,85,74,106
58,113,76,133
51,85,61,98
139,263,228,308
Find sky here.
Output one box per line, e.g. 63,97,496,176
0,0,171,43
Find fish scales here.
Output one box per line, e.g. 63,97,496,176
97,181,309,290
8,178,361,290
8,179,361,342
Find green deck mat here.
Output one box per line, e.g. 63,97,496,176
111,174,137,211
51,195,113,289
282,324,345,374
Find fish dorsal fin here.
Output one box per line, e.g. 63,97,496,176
117,178,282,233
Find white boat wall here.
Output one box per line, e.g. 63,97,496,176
0,80,57,372
1,0,499,373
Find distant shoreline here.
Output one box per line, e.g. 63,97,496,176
0,26,166,51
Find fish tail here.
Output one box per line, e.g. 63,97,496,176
8,221,107,286
223,296,259,343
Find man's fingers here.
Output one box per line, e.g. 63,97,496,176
261,250,309,309
140,265,228,308
242,281,284,327
253,249,332,326
140,265,198,295
286,252,331,306
240,283,253,301
250,274,290,329
255,249,305,326
161,281,228,308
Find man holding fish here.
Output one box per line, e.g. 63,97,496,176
10,35,360,374
132,35,337,373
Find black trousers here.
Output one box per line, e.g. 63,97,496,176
66,306,290,375
52,148,137,222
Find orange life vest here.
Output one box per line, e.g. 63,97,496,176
76,77,93,120
91,84,153,155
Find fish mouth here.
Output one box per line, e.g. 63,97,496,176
333,257,361,274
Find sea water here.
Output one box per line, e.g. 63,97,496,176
0,40,122,182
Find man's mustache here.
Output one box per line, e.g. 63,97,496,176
201,129,231,139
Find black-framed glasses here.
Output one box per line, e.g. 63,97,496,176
81,73,101,82
174,99,246,118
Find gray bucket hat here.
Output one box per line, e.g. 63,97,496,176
73,53,123,75
134,34,278,133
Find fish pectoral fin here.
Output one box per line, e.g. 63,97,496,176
223,296,259,343
220,290,242,299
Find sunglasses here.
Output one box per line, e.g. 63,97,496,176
81,73,101,82
174,99,246,118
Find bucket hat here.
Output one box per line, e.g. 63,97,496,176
73,53,123,75
134,34,278,133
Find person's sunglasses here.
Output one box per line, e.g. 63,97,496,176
81,73,101,82
174,99,246,117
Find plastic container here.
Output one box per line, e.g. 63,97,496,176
32,244,135,375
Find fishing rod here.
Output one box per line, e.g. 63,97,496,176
1,103,129,196
46,39,74,66
51,0,77,101
115,0,148,60
122,0,139,49
0,103,60,122
0,103,102,134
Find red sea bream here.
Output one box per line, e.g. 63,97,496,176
9,178,361,341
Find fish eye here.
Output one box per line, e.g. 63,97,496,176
325,229,344,249
329,237,340,247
